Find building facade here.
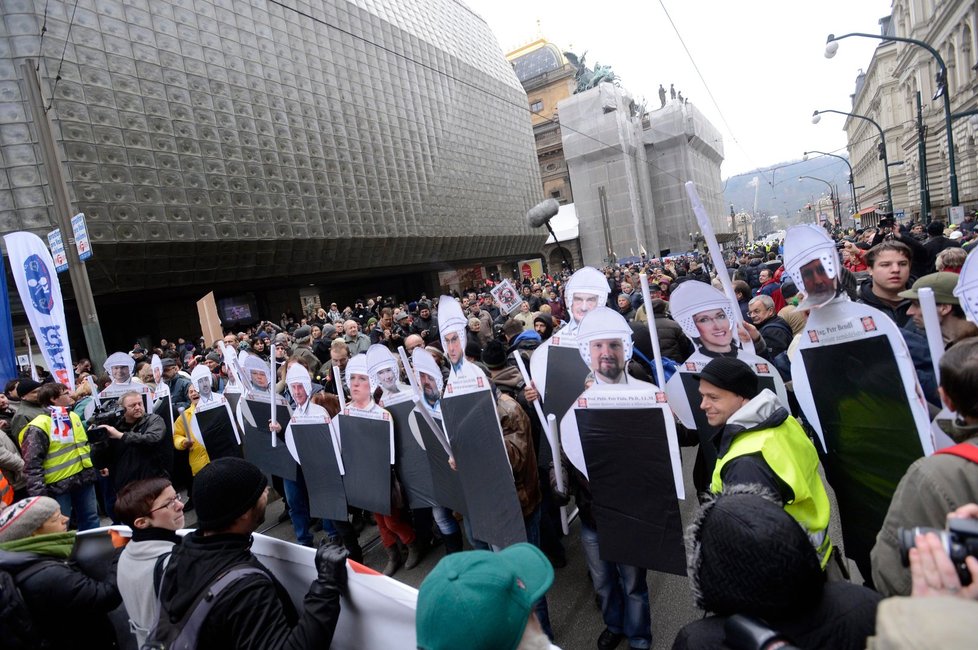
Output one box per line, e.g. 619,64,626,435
848,1,977,222
0,0,544,347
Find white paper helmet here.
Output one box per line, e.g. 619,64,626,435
366,344,398,390
103,351,134,374
344,354,370,389
953,249,978,325
190,365,211,387
564,266,609,312
412,346,444,393
668,281,735,340
285,362,312,396
575,306,634,366
783,224,839,290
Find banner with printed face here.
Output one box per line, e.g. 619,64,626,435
336,409,395,516
441,374,527,548
408,409,467,515
3,232,75,389
490,279,523,316
290,419,349,521
242,398,297,481
384,396,438,510
560,386,686,574
792,298,932,570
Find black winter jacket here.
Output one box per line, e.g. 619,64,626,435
110,413,173,490
0,548,121,648
156,531,340,650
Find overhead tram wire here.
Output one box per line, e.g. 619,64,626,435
45,0,80,111
656,0,768,187
35,0,50,72
265,0,726,198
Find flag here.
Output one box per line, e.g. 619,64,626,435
0,250,18,383
3,232,75,390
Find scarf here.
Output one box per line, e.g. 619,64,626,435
0,531,76,558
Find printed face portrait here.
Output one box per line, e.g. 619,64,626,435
349,373,372,408
693,308,733,353
153,366,162,385
419,372,440,407
443,330,463,366
800,258,836,299
197,376,212,399
250,369,270,391
571,292,600,322
290,382,308,407
589,338,625,383
377,367,398,392
111,365,131,383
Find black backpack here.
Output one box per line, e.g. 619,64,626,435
142,565,268,650
0,561,47,650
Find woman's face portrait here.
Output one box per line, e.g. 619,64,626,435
693,308,733,352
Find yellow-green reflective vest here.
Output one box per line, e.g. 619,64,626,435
711,416,833,568
20,412,93,485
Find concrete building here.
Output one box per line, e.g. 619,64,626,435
846,2,977,223
559,83,725,266
0,0,544,349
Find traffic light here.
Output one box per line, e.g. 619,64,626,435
933,69,946,100
877,142,885,160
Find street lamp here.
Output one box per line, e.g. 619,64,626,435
825,32,958,207
812,109,892,213
799,175,839,225
803,150,858,212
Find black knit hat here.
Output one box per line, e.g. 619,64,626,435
695,357,759,399
687,486,824,619
193,458,268,531
15,378,42,398
464,341,482,361
481,339,507,370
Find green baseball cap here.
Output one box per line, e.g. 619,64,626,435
416,543,554,650
898,272,960,305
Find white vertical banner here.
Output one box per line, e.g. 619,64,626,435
3,232,75,390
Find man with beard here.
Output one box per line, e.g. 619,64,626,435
149,458,348,649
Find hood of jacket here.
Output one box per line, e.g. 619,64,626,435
159,531,257,618
715,389,788,456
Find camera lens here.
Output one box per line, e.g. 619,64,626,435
897,526,945,566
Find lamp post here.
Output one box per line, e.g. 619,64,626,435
812,109,892,213
803,150,858,212
799,175,839,225
826,32,958,207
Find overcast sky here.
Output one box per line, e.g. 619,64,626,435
463,0,895,179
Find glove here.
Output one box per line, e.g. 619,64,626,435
315,539,350,591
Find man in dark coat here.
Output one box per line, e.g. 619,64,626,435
101,391,173,491
921,221,961,274
747,295,793,358
152,458,348,650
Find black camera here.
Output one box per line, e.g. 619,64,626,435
86,403,125,442
898,517,978,586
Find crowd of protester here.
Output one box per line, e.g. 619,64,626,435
1,212,977,649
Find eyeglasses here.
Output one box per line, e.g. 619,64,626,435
149,494,184,514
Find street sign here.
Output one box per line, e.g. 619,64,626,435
894,209,905,220
70,212,92,260
47,229,68,273
948,206,965,224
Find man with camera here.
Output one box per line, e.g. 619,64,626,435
872,338,978,596
99,391,173,494
19,382,100,530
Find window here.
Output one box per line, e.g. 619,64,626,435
530,100,543,113
550,190,561,199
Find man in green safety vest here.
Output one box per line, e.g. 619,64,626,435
19,383,100,530
697,357,835,572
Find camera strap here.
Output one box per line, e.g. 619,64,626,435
935,443,978,464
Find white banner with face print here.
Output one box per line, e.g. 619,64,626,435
3,232,75,390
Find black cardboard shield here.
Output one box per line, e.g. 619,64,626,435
575,407,686,574
442,389,527,548
412,410,467,515
337,414,393,516
290,422,348,521
242,400,297,481
386,400,438,509
194,405,242,461
800,335,923,567
539,344,590,466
